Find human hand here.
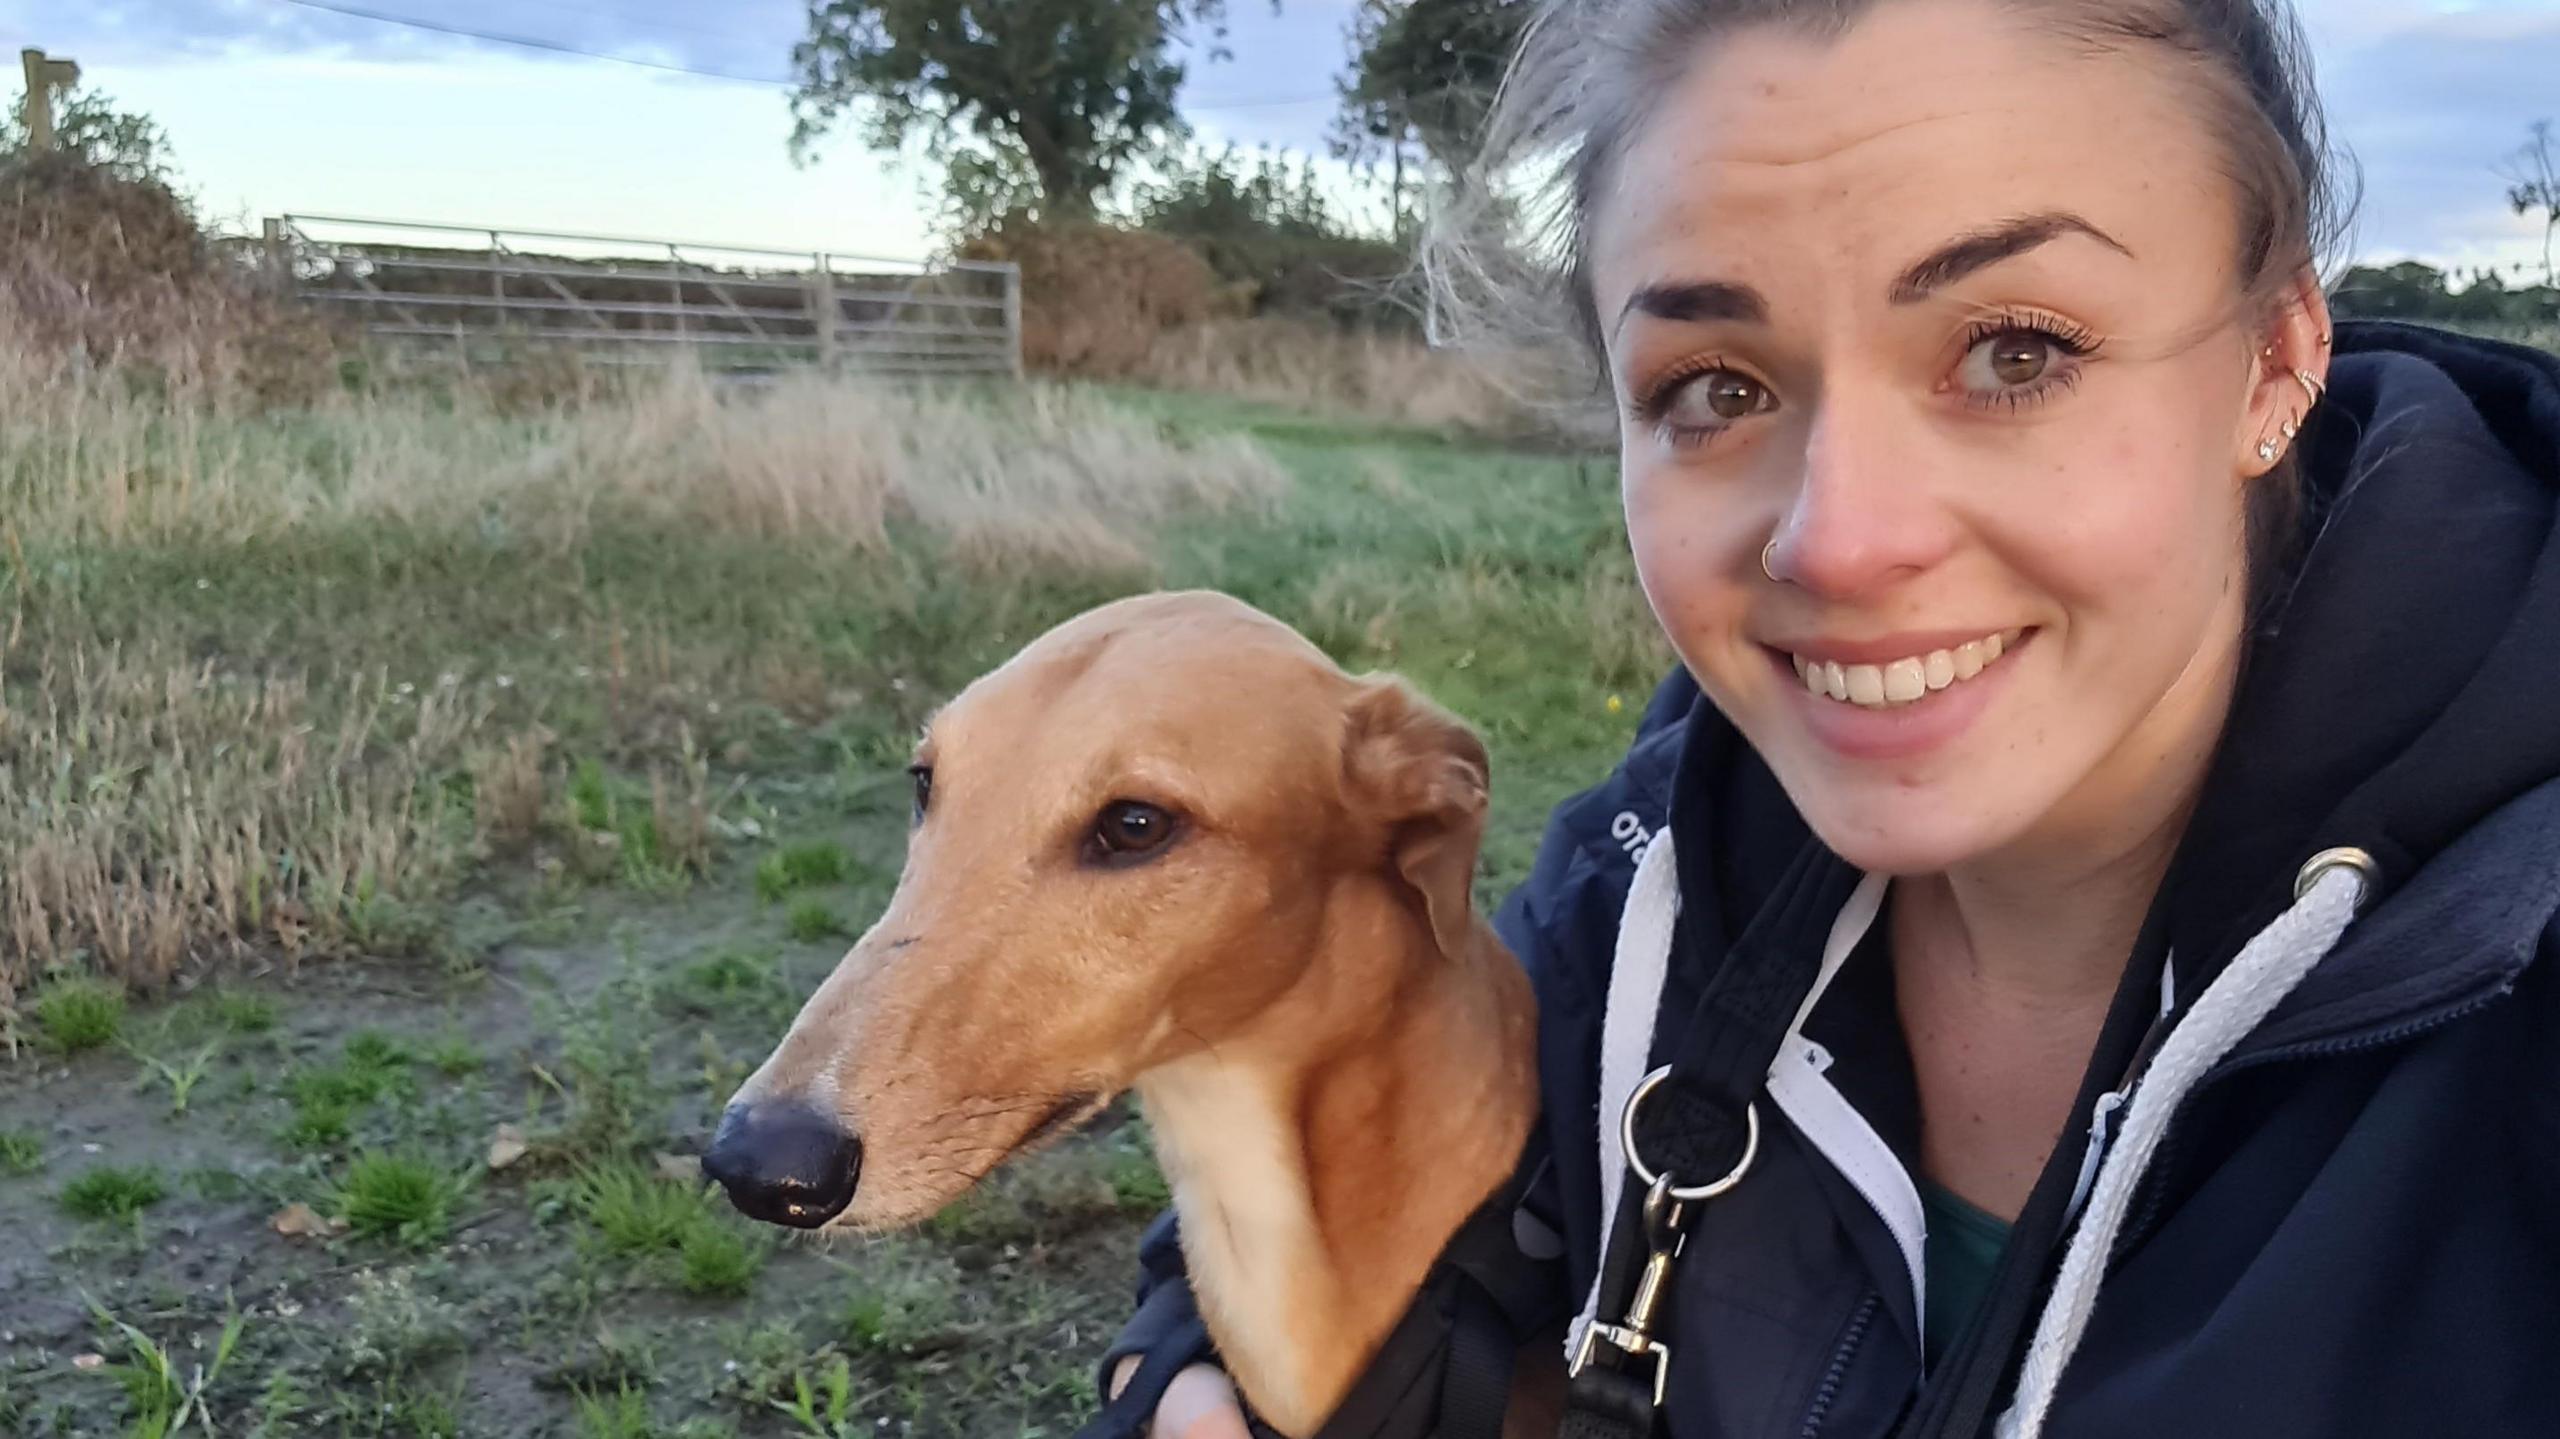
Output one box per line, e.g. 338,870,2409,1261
1108,1355,1254,1439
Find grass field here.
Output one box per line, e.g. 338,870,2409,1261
0,355,1666,1437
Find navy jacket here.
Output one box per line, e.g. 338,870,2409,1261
1105,320,2560,1437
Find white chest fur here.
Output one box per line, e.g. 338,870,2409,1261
1134,1055,1334,1431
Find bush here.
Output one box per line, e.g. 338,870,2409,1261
1132,145,1413,327
0,153,340,403
957,211,1225,376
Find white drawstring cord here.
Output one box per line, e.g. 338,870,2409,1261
1567,829,1683,1364
1997,861,2372,1439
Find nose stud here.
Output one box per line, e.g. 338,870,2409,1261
1760,538,1781,584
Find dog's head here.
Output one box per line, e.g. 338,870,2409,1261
701,590,1489,1231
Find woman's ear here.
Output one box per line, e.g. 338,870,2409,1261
2237,265,2335,477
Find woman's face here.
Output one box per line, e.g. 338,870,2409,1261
1590,0,2311,876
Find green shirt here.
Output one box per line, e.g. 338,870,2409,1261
1919,1178,2013,1370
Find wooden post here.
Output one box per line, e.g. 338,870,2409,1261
19,49,80,154
262,217,288,297
1002,261,1024,381
811,253,837,369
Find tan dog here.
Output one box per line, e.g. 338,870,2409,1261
702,589,1542,1436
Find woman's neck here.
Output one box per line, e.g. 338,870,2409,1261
1891,630,2236,1216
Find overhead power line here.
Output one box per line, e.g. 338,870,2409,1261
271,0,796,85
268,0,1331,111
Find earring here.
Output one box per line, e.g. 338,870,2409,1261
2280,418,2299,440
2295,369,2326,404
1761,538,1781,583
2257,437,2281,463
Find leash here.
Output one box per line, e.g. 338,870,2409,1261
1561,829,1858,1438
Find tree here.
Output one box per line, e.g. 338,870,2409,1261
2500,120,2560,289
0,84,176,186
789,0,1235,219
1333,0,1530,232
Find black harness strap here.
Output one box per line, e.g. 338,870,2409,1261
1077,1311,1213,1439
1560,838,1861,1437
1438,1280,1515,1439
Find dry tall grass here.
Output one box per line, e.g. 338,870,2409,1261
0,342,1289,1018
0,351,1285,568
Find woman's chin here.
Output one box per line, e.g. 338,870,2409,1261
1787,786,2037,878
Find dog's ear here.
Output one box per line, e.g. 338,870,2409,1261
1343,676,1490,960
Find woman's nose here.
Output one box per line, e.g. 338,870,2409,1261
1768,390,1955,597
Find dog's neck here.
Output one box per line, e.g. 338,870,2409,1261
1132,903,1537,1437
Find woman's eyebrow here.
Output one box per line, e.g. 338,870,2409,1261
1888,212,2133,304
1616,279,1767,335
1615,211,2130,338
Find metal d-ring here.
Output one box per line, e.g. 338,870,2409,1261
1621,1066,1760,1202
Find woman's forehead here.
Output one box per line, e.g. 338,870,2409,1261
1588,0,2234,313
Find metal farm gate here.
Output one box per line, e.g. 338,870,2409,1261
266,215,1021,378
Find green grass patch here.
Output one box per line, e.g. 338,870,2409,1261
210,990,279,1034
32,976,126,1053
1107,1148,1172,1213
279,1031,431,1151
424,1033,482,1077
60,1164,166,1221
753,839,852,902
333,1151,468,1247
663,949,791,1022
0,1130,41,1176
571,1383,656,1439
342,1029,415,1072
561,1160,769,1299
568,1162,704,1256
783,899,847,944
675,1220,767,1298
281,1096,355,1151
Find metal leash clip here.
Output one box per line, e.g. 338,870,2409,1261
1569,1068,1763,1409
1569,1173,1690,1407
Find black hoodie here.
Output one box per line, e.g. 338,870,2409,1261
1099,319,2560,1438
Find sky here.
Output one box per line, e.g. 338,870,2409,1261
6,0,2558,277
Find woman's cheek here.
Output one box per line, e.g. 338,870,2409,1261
1625,475,1738,671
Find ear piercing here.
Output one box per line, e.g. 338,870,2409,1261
2258,362,2328,465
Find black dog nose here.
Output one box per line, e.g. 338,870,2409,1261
700,1101,863,1229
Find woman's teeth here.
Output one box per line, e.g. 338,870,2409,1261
1791,629,2024,710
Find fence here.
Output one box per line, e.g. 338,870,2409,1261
266,215,1021,378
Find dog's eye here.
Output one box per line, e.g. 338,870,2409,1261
908,765,932,822
1091,800,1177,862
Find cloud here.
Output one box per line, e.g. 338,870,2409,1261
18,0,2560,270
6,0,800,80
2312,5,2560,269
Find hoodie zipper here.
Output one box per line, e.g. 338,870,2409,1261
1796,1290,1882,1439
2114,986,2511,1257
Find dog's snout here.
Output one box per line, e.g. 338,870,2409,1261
701,1101,863,1229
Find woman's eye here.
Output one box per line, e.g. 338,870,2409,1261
1663,368,1775,428
1960,329,2059,392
